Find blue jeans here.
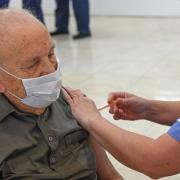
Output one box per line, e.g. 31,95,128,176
22,0,45,24
0,0,9,8
55,0,90,33
0,0,45,24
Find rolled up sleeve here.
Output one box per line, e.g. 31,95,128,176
168,118,180,142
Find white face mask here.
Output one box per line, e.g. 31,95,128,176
0,59,62,108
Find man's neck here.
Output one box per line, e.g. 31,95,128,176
3,92,46,115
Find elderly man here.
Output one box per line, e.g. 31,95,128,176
0,9,123,179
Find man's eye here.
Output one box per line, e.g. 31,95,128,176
48,52,55,59
28,63,36,68
26,61,38,69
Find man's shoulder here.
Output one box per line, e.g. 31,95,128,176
52,90,73,118
56,90,69,107
0,94,15,122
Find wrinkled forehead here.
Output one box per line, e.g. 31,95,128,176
0,9,52,63
18,26,53,55
0,22,53,66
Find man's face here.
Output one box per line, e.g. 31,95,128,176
0,22,57,105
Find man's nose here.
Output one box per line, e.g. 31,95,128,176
40,59,56,76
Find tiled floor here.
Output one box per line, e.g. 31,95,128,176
46,15,180,180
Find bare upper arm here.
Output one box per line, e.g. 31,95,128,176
89,136,124,180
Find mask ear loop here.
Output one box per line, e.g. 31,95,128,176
0,66,22,80
0,67,23,100
5,90,23,101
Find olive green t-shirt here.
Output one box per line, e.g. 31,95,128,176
0,92,97,180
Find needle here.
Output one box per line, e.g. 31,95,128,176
62,86,113,112
98,99,118,112
98,104,110,111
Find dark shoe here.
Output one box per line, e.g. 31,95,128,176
50,30,69,36
73,32,91,40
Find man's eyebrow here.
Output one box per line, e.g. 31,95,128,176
21,43,56,68
49,43,55,52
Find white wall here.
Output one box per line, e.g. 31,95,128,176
91,0,180,16
10,0,180,16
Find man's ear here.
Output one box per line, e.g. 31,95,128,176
0,83,5,93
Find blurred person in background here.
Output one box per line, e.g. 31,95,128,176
51,0,91,40
0,0,45,24
0,0,9,8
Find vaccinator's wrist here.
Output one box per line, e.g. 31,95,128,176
145,99,159,121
